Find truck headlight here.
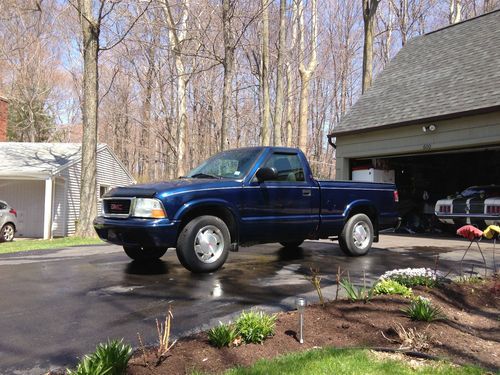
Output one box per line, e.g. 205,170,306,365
132,198,166,219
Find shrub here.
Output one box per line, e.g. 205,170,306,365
67,339,132,375
402,296,445,322
208,322,239,348
235,310,277,344
339,278,374,303
379,268,442,288
373,279,413,298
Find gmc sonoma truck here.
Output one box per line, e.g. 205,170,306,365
94,147,399,273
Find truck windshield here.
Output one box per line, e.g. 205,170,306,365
186,148,261,180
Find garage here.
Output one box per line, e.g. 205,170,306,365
350,147,500,232
331,11,500,232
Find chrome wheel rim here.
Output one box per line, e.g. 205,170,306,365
194,225,224,264
3,225,14,241
352,221,370,249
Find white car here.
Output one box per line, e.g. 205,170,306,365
435,185,500,228
0,200,17,242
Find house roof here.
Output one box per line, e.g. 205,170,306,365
0,142,117,179
331,9,500,136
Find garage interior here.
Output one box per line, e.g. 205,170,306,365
350,147,500,233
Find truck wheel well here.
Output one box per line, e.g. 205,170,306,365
178,206,238,243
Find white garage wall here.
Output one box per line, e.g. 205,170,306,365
0,179,44,237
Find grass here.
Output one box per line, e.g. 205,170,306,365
221,348,485,375
0,237,104,254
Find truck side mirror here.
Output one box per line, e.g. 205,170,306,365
256,167,278,182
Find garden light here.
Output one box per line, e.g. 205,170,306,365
295,297,306,344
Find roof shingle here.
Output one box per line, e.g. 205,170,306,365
332,10,500,135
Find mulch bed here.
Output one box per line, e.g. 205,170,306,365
127,278,499,374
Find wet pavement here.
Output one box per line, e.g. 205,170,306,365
0,234,495,374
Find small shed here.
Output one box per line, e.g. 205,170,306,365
0,143,135,239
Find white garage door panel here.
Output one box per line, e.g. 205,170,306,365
0,180,44,237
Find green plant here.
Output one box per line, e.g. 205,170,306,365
402,296,446,322
208,322,240,348
67,339,132,375
339,278,374,303
235,310,277,344
373,279,413,298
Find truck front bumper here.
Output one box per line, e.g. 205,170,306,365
93,216,180,249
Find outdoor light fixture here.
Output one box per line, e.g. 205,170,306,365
295,297,306,344
422,124,437,133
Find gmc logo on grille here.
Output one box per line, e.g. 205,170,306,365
110,203,124,211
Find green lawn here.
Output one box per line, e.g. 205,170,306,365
0,237,104,254
221,348,486,375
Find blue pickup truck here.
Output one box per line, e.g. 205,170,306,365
94,147,399,273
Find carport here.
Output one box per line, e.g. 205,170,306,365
330,10,500,230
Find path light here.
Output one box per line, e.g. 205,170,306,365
295,297,306,344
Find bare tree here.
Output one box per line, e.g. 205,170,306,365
160,0,189,176
260,0,271,146
362,0,380,93
72,0,149,236
221,0,235,151
297,0,318,153
450,0,462,23
273,0,286,146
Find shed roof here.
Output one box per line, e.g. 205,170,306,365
332,9,500,136
0,142,106,179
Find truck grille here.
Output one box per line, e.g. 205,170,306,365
103,198,133,217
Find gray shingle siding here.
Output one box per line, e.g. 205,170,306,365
333,10,500,135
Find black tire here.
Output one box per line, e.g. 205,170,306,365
279,240,304,249
338,213,374,256
0,223,15,242
176,215,230,273
123,246,167,261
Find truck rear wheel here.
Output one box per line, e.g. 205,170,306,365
176,215,230,273
123,246,167,261
339,213,373,256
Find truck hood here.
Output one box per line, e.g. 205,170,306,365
105,178,241,198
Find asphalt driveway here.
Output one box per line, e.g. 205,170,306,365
0,234,494,374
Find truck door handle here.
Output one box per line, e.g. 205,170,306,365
302,189,311,197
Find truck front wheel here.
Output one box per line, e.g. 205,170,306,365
339,213,373,256
176,215,230,273
123,246,167,261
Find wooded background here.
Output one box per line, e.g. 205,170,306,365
0,0,498,235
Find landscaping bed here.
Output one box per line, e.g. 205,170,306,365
126,277,499,374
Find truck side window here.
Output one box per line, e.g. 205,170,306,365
264,153,305,182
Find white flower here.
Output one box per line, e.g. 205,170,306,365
379,268,443,281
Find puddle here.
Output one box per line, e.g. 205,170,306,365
87,285,144,297
252,264,309,287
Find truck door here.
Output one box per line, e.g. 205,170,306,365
240,151,319,243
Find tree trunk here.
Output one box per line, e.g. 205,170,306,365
273,0,286,147
76,0,99,238
297,0,317,153
161,0,189,177
261,0,271,146
362,0,379,94
221,0,235,151
139,44,155,181
298,69,311,151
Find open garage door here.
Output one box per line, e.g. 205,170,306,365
350,147,500,233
